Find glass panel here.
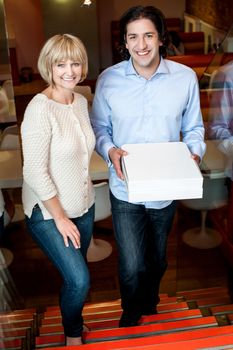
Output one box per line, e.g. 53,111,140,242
0,0,16,125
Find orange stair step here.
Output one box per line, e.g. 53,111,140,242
40,302,190,327
40,309,202,331
0,338,24,350
140,309,202,324
176,287,229,300
41,310,122,325
196,296,232,308
36,316,217,346
210,303,233,315
36,325,233,349
0,326,30,339
226,313,233,323
157,301,189,313
113,334,233,349
0,313,34,323
84,316,218,342
43,304,122,317
0,319,33,329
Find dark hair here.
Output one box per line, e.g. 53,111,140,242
118,6,169,60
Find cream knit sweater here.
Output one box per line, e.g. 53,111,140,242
21,93,95,220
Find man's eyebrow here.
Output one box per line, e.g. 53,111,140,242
127,31,156,35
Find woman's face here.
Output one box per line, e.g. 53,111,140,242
52,59,82,90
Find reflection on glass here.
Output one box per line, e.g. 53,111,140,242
0,0,16,123
200,23,233,240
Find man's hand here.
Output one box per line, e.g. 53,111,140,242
192,153,201,165
109,147,128,180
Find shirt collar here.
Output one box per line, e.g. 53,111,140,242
125,57,169,78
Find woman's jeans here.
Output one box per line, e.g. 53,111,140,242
26,204,95,337
110,192,176,325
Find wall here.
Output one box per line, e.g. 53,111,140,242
4,0,99,80
4,0,45,73
0,0,9,65
185,0,233,53
41,0,99,79
186,0,233,32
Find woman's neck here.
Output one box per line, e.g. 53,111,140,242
43,86,74,105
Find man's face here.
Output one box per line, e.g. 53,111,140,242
125,18,163,78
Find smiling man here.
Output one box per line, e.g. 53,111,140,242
91,6,206,327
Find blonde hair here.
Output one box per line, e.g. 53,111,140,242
38,34,88,86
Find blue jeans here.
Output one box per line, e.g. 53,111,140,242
25,204,95,337
110,192,176,324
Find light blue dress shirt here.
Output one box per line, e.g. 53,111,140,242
91,57,206,209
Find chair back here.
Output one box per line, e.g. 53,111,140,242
2,80,14,100
0,134,20,150
0,88,9,123
74,85,93,106
94,182,111,222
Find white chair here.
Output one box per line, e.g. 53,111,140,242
1,80,16,122
182,140,228,249
0,124,20,150
74,85,93,109
2,80,14,100
87,182,113,262
0,88,10,123
0,190,14,270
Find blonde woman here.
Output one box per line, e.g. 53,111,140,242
21,34,95,345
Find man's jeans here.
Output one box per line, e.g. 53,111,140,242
26,204,94,337
110,192,176,325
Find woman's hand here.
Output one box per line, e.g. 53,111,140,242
109,147,128,180
54,216,81,249
42,196,81,249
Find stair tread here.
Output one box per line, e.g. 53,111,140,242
36,316,218,345
35,324,233,348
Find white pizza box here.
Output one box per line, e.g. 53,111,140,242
121,142,203,202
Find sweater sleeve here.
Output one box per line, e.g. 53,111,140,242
21,97,58,201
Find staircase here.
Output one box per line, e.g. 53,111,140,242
1,286,233,349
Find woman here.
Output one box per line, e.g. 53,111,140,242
21,34,95,345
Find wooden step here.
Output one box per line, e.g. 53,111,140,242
35,316,218,347
41,310,122,325
0,319,33,329
110,334,233,349
0,338,24,350
210,303,233,315
0,313,35,324
176,287,229,300
196,296,232,308
226,313,233,324
84,316,218,343
0,326,30,339
40,309,203,332
40,310,204,335
140,309,202,324
43,297,182,318
35,324,233,349
41,302,190,327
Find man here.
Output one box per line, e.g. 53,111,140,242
91,6,205,327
